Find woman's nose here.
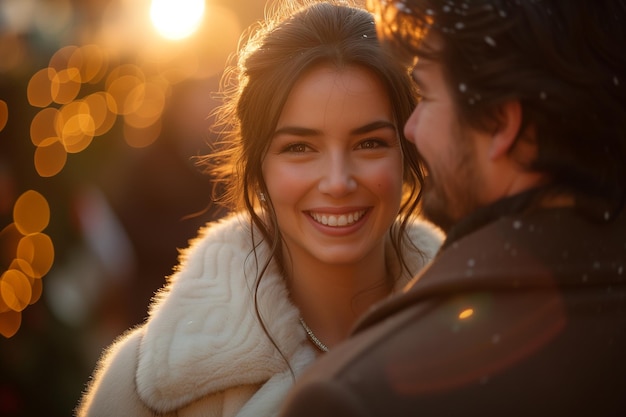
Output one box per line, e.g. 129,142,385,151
317,155,357,198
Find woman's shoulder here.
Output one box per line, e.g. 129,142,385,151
154,212,261,305
171,212,265,273
185,212,252,252
75,327,150,416
134,212,296,412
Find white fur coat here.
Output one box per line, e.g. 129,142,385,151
76,213,443,417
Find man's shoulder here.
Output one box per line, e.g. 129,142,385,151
280,207,626,417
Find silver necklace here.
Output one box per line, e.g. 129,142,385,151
299,317,329,352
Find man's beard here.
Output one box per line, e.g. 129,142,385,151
420,142,483,233
421,176,458,232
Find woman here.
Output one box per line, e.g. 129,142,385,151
76,1,443,416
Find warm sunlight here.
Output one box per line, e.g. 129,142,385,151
150,0,206,40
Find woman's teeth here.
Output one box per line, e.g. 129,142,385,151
310,210,366,227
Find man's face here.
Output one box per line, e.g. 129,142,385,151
404,57,489,231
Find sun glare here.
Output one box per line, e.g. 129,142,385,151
150,0,206,41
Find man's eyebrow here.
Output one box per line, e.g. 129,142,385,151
273,120,396,138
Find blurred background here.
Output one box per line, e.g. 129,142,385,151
0,0,268,415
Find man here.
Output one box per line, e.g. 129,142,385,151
279,0,626,416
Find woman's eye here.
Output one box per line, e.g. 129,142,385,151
282,143,308,153
357,139,387,150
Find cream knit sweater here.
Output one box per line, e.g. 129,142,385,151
76,213,443,417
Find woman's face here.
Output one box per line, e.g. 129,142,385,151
262,64,404,268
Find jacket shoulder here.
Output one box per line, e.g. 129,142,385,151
76,327,154,416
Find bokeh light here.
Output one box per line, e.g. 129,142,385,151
13,190,49,235
459,308,474,320
1,190,53,338
27,68,55,108
23,42,185,182
1,269,32,312
0,99,8,131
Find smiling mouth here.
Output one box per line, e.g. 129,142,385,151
309,210,367,227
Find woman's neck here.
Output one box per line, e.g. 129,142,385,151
286,245,393,350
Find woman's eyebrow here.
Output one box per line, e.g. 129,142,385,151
350,120,396,135
272,126,320,138
273,120,396,138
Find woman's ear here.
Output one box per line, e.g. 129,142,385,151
489,100,522,160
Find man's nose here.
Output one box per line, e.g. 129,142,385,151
403,108,418,145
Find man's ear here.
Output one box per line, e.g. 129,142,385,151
489,100,522,160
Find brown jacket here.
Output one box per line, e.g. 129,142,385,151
280,202,626,417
